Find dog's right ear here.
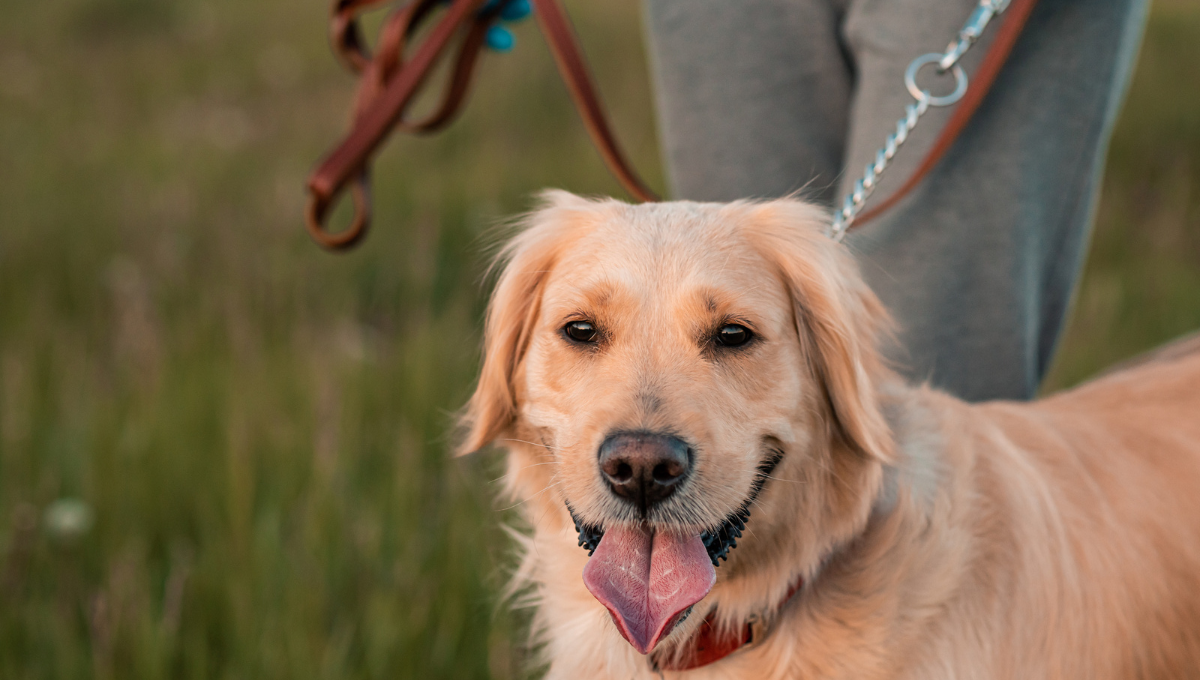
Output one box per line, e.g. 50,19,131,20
457,191,597,455
739,199,896,463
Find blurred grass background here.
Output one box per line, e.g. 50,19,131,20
0,0,1196,677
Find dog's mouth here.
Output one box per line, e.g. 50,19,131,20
567,450,783,654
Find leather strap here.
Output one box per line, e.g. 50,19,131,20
529,0,658,203
337,0,491,135
307,0,493,249
306,0,1038,250
306,0,656,249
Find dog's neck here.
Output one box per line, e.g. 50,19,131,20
874,385,946,516
755,385,968,674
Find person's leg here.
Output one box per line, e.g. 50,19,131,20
641,0,853,204
643,0,1148,401
841,0,1148,400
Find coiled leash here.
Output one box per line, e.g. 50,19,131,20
303,0,1038,668
305,0,657,249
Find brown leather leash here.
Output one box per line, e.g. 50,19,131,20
305,0,656,249
305,0,1037,250
305,0,1038,250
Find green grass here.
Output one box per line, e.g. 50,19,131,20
0,0,1196,677
1041,0,1200,388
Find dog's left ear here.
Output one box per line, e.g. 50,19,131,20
740,200,895,462
458,191,597,455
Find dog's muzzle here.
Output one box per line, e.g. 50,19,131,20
569,447,784,566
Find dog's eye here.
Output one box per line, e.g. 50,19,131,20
715,324,752,348
564,320,598,343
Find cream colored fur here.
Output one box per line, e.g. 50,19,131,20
460,192,1200,679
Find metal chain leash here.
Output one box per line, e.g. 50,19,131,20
829,0,1012,242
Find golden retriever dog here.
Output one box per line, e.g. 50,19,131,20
459,191,1200,679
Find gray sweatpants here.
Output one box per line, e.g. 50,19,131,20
643,0,1147,401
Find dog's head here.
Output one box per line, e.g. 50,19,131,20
461,192,894,655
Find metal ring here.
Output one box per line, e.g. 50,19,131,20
904,53,968,107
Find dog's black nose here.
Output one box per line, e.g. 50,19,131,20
598,432,692,511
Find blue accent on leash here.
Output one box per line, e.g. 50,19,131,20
485,25,515,52
441,0,529,52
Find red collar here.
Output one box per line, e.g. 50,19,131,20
652,578,803,672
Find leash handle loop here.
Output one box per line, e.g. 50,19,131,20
306,0,658,250
306,0,492,250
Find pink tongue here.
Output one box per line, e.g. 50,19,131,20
582,524,716,654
